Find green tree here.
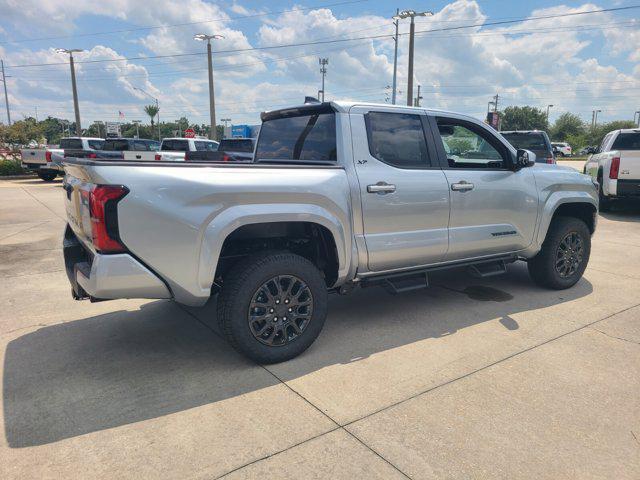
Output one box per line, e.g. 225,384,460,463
550,113,584,141
500,106,549,131
144,104,159,127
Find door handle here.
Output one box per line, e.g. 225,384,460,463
451,181,474,192
367,182,396,194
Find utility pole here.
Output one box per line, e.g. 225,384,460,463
393,10,433,107
56,48,83,136
194,33,224,141
1,60,11,125
414,85,422,107
319,58,328,102
493,93,499,112
391,9,399,105
546,104,554,124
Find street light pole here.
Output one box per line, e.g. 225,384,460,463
546,104,554,123
594,109,602,127
56,48,83,136
194,33,224,141
393,10,433,107
1,59,11,125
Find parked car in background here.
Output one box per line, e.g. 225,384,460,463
62,101,597,363
65,138,160,161
552,142,572,157
584,128,640,210
500,130,556,164
155,137,219,161
579,146,597,156
21,137,104,181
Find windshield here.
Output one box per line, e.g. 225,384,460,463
612,133,640,150
103,140,130,151
255,113,336,162
161,139,189,151
59,138,82,149
219,139,255,153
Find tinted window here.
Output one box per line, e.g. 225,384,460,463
87,140,104,150
256,113,335,161
501,132,551,162
59,138,82,149
612,133,640,150
161,140,189,152
365,112,429,168
221,139,256,153
146,140,161,150
194,141,218,151
103,139,130,151
437,119,505,169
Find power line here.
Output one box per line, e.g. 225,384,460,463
6,5,639,69
0,0,369,45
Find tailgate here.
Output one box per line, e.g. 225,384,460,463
619,151,640,179
21,149,46,165
123,151,156,161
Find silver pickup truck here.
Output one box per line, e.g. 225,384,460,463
62,101,598,362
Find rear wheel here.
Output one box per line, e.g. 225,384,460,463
217,252,328,363
37,170,57,182
528,216,591,290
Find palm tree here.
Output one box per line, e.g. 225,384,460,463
144,104,159,127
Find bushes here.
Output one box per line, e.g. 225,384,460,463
0,159,25,176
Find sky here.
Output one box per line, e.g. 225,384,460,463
0,0,639,129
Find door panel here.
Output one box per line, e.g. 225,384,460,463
431,115,539,261
350,107,450,272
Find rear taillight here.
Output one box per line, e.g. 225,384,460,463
184,152,191,161
546,156,555,164
45,151,52,162
155,153,161,161
89,185,129,253
87,152,97,159
222,154,230,162
609,157,620,179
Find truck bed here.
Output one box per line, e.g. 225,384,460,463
62,158,352,306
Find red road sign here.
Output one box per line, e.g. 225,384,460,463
184,128,196,138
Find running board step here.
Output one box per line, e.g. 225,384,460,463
468,260,507,278
363,271,429,294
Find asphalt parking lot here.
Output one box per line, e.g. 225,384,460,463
1,162,639,479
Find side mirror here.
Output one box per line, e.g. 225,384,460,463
514,149,536,170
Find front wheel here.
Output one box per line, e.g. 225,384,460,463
217,252,328,363
528,217,591,290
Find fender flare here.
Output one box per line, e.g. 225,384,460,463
196,203,351,292
535,192,597,247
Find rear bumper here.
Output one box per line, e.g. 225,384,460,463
63,225,171,301
615,179,640,198
21,162,64,172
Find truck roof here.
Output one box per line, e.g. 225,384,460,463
161,137,217,142
261,100,478,122
62,136,104,141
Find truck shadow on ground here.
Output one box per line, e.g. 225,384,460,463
599,201,640,223
3,263,592,448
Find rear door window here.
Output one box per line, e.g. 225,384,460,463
612,133,640,150
501,132,550,163
256,113,335,162
194,141,218,151
364,112,431,168
87,140,104,150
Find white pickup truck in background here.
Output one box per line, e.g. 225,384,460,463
584,128,640,210
21,137,104,181
155,138,219,161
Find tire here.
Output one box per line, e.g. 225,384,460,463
217,252,328,363
528,216,591,290
37,170,57,182
597,172,611,212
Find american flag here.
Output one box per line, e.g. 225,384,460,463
118,110,125,120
